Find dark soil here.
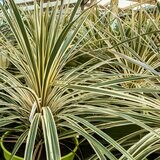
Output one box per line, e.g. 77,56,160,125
4,142,25,157
3,137,77,159
60,138,77,156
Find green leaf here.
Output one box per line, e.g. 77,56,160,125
24,113,40,160
60,116,118,160
41,107,61,160
67,114,134,160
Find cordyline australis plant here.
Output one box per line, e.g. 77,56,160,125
1,0,160,160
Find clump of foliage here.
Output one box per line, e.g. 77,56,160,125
0,1,160,160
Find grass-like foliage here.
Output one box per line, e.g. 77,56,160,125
0,0,160,160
